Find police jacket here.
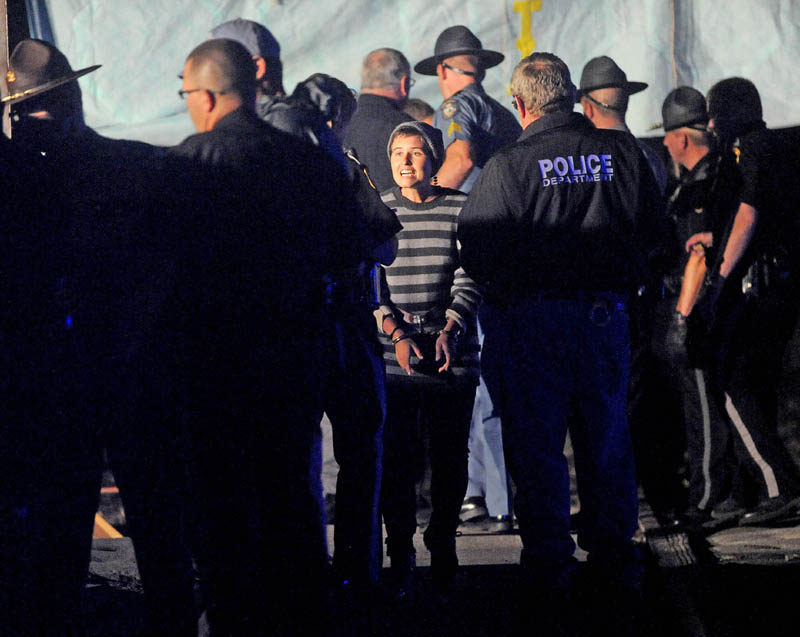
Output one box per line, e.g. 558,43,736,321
458,110,664,304
344,94,414,193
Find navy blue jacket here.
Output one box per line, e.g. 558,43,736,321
458,111,665,303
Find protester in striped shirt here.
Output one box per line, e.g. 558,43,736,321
377,121,481,596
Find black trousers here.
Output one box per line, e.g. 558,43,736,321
380,381,475,556
323,306,386,585
708,285,800,501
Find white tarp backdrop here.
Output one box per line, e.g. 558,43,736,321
25,0,800,146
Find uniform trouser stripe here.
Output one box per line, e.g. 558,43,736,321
695,369,713,510
724,393,780,498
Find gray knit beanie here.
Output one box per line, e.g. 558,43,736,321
386,121,445,174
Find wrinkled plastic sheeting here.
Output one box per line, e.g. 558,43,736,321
26,0,800,146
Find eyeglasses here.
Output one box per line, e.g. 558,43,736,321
178,88,229,100
407,77,416,88
511,96,519,110
178,88,203,100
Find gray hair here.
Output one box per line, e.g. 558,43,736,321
511,52,575,118
360,48,410,90
683,127,711,147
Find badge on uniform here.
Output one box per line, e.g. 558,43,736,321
442,99,458,119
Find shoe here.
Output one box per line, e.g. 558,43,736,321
423,532,458,591
460,496,488,522
654,507,681,528
387,551,415,600
738,495,800,527
486,514,513,534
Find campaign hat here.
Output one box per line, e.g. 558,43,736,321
660,86,708,132
414,25,504,76
2,38,100,105
576,55,647,101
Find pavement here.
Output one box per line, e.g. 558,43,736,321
81,465,800,636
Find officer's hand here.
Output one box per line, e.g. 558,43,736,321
695,271,726,331
395,336,423,375
685,232,713,253
664,310,689,366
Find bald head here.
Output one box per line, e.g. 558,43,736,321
580,87,629,128
182,39,258,132
185,38,257,105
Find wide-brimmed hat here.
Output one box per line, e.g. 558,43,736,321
414,25,504,76
659,86,708,132
576,56,647,102
2,38,100,105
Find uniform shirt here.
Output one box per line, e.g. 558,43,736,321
663,151,720,293
433,83,521,193
458,110,664,302
711,122,800,281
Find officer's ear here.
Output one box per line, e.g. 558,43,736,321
400,75,411,98
579,96,593,120
252,55,267,81
514,95,528,120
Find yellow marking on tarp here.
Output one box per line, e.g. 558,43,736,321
93,513,123,539
448,121,462,137
514,0,542,57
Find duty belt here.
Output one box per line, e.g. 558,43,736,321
529,290,627,327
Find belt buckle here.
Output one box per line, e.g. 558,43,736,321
590,298,611,326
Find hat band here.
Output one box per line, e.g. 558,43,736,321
441,62,476,77
582,92,624,113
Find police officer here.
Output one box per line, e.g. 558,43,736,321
577,56,667,193
459,52,663,633
577,55,684,527
687,78,800,526
415,25,520,531
656,87,734,529
414,25,520,193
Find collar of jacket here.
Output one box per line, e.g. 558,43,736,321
212,105,263,131
519,110,590,141
453,82,485,98
685,149,718,185
356,92,404,114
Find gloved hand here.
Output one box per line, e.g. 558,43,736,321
694,271,726,331
664,310,689,366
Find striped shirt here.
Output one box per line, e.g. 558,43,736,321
379,187,481,384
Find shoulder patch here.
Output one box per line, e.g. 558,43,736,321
441,99,458,119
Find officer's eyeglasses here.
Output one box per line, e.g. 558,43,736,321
178,88,230,100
